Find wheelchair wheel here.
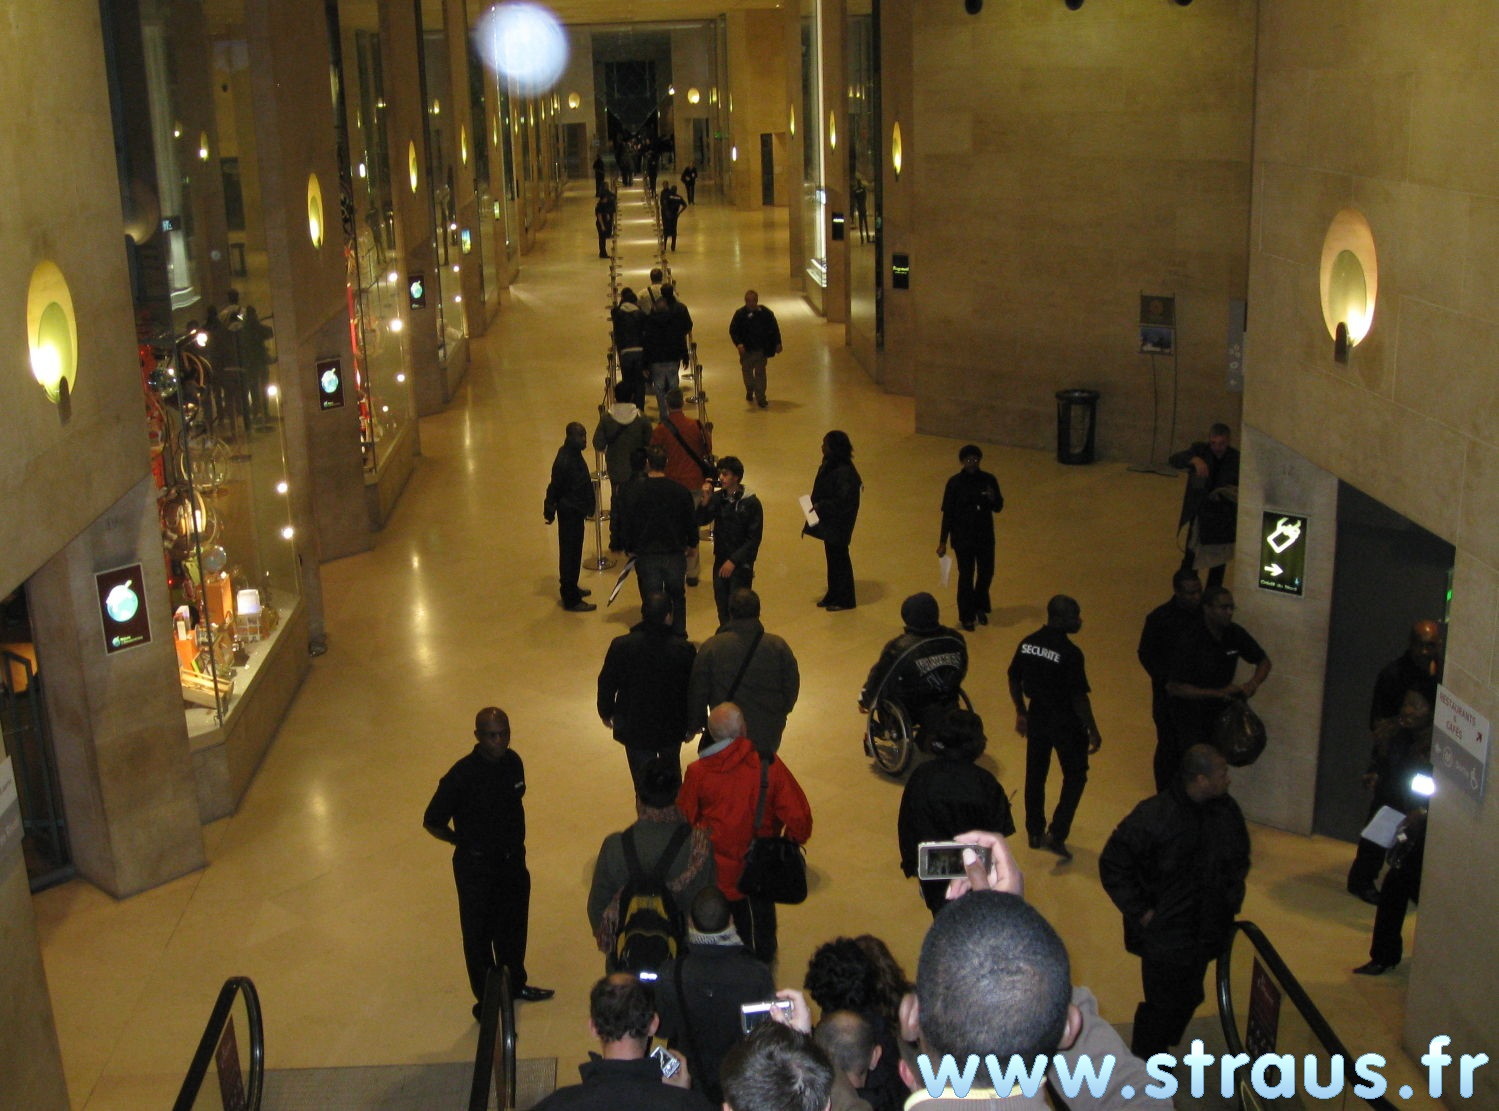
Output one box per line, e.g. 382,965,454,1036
867,699,915,776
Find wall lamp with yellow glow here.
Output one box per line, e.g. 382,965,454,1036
891,121,903,180
28,260,78,413
1320,208,1378,365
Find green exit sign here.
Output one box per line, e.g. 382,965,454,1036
1258,511,1308,597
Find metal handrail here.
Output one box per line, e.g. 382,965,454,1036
1217,920,1398,1110
172,976,264,1111
469,966,517,1111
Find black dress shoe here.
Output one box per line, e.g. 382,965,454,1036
1353,960,1398,976
1028,833,1046,850
1351,885,1381,906
579,588,593,598
518,985,556,1002
816,598,830,607
1043,835,1073,861
563,600,597,613
825,603,854,612
977,611,989,625
961,620,976,631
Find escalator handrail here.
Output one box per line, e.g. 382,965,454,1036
1217,919,1398,1110
171,975,264,1111
469,966,518,1111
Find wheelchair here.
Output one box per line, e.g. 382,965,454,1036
863,687,974,777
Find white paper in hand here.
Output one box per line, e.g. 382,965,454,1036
799,494,819,528
938,554,953,587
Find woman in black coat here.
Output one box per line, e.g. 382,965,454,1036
807,430,861,610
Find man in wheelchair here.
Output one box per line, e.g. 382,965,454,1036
859,593,969,744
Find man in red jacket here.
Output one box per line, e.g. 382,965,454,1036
678,702,812,964
651,388,712,585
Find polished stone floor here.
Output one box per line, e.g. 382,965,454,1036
34,181,1438,1109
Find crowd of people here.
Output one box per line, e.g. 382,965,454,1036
428,174,1449,1109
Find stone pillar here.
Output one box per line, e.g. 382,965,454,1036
29,477,207,897
1228,426,1338,833
820,0,849,324
0,830,68,1111
248,0,372,570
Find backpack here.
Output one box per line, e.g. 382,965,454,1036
610,824,692,974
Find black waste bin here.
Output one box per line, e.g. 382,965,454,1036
1055,389,1100,465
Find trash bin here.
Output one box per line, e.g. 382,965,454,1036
1055,389,1100,465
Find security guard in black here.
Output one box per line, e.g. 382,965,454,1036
1007,595,1102,854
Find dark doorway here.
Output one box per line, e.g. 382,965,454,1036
1315,482,1453,843
760,134,775,206
0,588,72,892
562,123,588,179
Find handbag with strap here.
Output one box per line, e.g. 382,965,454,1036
1211,697,1267,768
663,414,717,479
738,755,808,905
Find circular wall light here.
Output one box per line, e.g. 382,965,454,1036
198,131,210,161
687,87,700,105
567,91,580,110
27,261,79,404
891,121,903,179
307,173,325,247
408,140,419,193
1319,207,1378,359
731,145,738,162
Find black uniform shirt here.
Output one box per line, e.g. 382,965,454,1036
1369,654,1439,729
1008,625,1089,717
423,747,527,859
1168,620,1266,693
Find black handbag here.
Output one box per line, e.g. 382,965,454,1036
738,756,807,905
1212,697,1267,767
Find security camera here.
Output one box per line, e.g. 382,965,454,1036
964,0,982,11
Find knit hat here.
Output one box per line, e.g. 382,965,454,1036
901,592,942,634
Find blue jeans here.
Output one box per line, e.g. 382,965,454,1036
648,361,680,420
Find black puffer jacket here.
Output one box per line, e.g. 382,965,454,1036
1098,782,1250,963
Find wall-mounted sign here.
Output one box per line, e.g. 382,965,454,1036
831,212,845,241
460,228,473,255
891,253,910,290
96,563,151,653
317,356,345,411
408,272,427,310
1139,294,1176,356
1257,511,1307,596
1433,684,1488,802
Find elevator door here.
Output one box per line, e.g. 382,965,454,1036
1314,482,1453,842
760,133,776,205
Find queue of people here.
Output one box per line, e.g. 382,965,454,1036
443,176,1446,1110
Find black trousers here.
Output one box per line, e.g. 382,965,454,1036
711,557,755,628
1024,725,1089,841
729,894,778,965
1132,955,1210,1059
454,853,530,1004
822,541,856,607
952,533,994,624
558,510,585,605
625,743,683,788
1370,850,1423,965
1151,689,1185,792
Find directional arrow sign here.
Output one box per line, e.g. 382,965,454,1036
1257,511,1308,597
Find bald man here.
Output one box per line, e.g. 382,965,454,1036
425,707,554,1016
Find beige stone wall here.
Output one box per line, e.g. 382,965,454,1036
898,0,1254,459
0,0,152,598
0,847,68,1111
725,10,792,212
1245,0,1499,1095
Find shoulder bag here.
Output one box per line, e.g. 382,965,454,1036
663,414,717,479
738,755,808,905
